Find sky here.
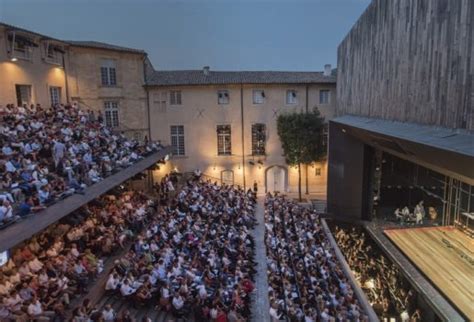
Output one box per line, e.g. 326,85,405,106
0,0,370,71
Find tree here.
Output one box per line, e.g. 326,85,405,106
277,108,326,201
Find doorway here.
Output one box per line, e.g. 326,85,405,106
221,170,234,185
265,165,287,193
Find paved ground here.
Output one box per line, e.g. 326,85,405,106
250,197,270,322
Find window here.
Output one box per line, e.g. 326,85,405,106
170,91,182,105
8,33,35,60
218,90,229,105
104,101,119,127
153,92,167,113
49,87,61,106
15,85,32,106
43,42,63,65
253,90,265,104
100,59,117,86
319,90,330,104
286,90,297,105
217,125,232,155
315,168,322,176
251,123,266,155
170,125,185,156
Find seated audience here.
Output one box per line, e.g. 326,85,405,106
334,225,422,320
0,187,154,320
0,102,162,227
265,194,367,321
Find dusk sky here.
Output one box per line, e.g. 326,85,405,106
0,0,370,71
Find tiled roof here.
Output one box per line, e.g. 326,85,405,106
0,21,146,54
67,40,146,54
147,70,337,86
0,21,65,43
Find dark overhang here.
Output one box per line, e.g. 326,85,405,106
331,115,474,184
0,147,172,253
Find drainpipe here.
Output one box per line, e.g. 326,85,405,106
143,55,152,141
240,83,246,190
305,84,309,195
63,49,70,104
143,55,153,191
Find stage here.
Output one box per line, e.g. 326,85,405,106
385,226,474,320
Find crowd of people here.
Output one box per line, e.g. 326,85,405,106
101,179,257,322
265,194,367,322
0,102,161,227
0,188,154,321
333,225,422,321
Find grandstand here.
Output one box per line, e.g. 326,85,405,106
1,0,472,321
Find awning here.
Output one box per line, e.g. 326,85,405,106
332,115,474,157
331,115,474,182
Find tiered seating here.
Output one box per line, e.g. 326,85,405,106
265,194,366,321
333,225,421,320
95,179,257,321
0,102,161,228
0,188,154,321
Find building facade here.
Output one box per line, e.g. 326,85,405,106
66,41,150,140
0,21,337,195
0,23,68,107
146,68,336,194
0,22,150,139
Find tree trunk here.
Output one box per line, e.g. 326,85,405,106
298,163,302,202
305,163,309,195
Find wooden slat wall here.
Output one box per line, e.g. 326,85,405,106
337,0,473,130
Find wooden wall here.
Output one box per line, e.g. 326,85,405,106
337,0,473,130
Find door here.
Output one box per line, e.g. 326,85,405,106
273,167,284,192
266,166,285,193
221,170,234,185
16,84,32,106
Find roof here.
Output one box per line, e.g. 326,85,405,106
332,115,474,157
67,40,146,54
146,70,337,86
0,21,65,43
0,21,145,54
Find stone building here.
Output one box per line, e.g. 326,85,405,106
0,22,149,139
146,68,336,194
0,21,337,194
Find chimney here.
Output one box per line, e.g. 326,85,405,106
203,66,210,76
324,64,331,76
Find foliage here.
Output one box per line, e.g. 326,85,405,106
277,108,326,166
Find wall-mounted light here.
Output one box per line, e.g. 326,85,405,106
342,128,346,133
10,57,17,62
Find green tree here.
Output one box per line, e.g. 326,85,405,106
277,108,326,201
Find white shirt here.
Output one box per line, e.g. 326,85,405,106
27,301,43,316
120,283,135,296
105,275,119,290
172,296,184,309
102,308,115,321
